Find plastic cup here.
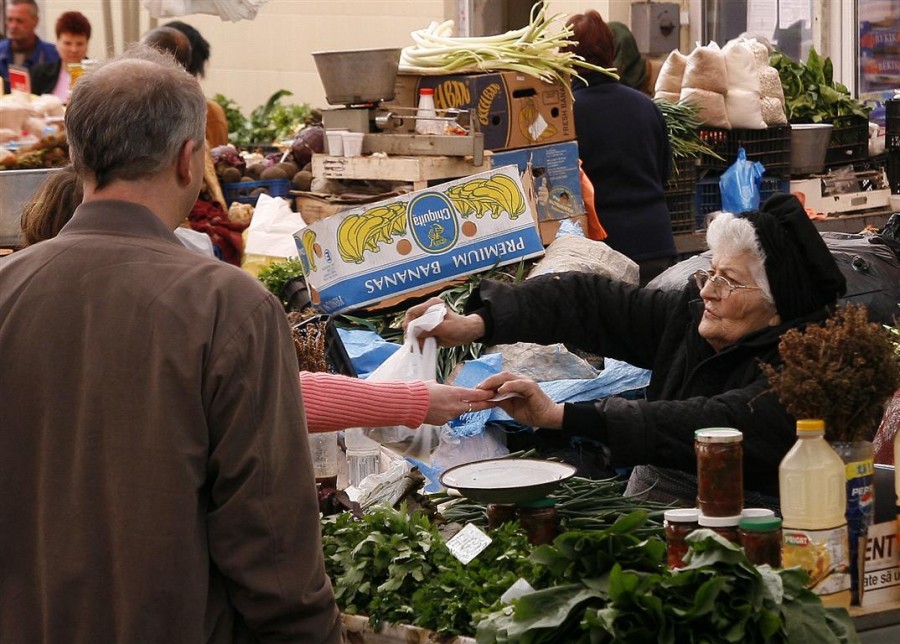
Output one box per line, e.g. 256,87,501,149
325,129,345,156
308,433,338,482
341,131,365,157
346,446,380,487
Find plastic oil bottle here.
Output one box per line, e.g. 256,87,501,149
779,419,851,608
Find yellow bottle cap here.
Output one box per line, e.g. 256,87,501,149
796,419,825,432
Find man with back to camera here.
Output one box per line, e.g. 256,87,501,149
0,45,341,642
0,0,59,86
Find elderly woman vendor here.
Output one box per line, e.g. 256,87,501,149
405,195,846,507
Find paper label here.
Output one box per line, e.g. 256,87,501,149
783,525,851,598
446,522,492,565
861,519,900,606
9,65,30,96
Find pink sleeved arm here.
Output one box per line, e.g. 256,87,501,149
299,372,430,433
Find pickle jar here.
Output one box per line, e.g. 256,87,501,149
698,513,741,545
739,516,782,567
664,508,700,569
695,428,744,517
517,498,558,546
741,508,775,520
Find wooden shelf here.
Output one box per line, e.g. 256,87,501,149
311,153,491,191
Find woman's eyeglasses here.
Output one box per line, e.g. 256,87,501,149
693,269,761,299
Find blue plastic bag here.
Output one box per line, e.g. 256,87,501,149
719,147,765,214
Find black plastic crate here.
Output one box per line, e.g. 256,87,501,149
694,176,792,228
666,156,698,234
222,178,291,205
696,125,791,177
823,115,870,166
666,156,698,192
291,314,356,377
887,99,900,150
667,189,696,234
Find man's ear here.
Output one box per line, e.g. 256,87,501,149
175,139,198,187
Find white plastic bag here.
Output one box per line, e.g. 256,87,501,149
142,0,268,22
364,303,447,461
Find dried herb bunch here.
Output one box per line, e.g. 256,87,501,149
291,318,328,373
761,304,900,442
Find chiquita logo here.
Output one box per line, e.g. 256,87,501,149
408,193,459,254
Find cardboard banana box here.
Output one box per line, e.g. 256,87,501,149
388,72,575,152
293,165,544,314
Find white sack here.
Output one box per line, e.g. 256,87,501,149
723,40,761,92
654,50,688,97
680,87,732,129
759,66,786,102
726,88,766,129
761,97,788,125
682,44,729,96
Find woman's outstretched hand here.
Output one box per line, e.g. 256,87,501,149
477,371,564,429
403,297,485,347
423,382,496,426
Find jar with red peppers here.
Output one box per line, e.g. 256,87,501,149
739,516,782,567
664,508,700,569
695,428,744,517
517,498,558,546
698,513,741,544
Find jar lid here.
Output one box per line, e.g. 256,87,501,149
741,508,775,519
698,513,741,527
694,428,743,443
664,508,700,523
517,497,556,509
739,516,782,531
796,419,825,433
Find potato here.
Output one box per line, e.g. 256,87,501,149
276,161,299,177
260,166,288,181
292,170,313,192
220,166,242,184
246,163,266,180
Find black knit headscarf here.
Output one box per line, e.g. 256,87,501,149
743,194,846,321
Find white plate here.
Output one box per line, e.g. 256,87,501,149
440,458,577,503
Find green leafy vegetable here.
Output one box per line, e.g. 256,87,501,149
257,257,303,308
477,530,860,643
770,48,870,123
213,90,320,147
654,98,725,164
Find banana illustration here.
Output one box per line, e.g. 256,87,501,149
300,229,318,272
335,203,409,264
518,98,539,142
491,174,526,218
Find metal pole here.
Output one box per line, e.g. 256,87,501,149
102,0,115,57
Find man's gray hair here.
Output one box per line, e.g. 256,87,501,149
8,0,39,17
706,212,775,305
64,44,207,189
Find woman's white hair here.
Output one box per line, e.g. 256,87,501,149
705,212,775,305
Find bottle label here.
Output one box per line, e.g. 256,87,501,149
783,525,851,597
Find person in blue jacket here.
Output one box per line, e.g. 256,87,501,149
562,10,677,285
0,0,59,87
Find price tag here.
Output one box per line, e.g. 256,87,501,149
446,522,491,565
9,65,31,96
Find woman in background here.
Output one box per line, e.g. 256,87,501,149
29,11,91,100
562,10,676,285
